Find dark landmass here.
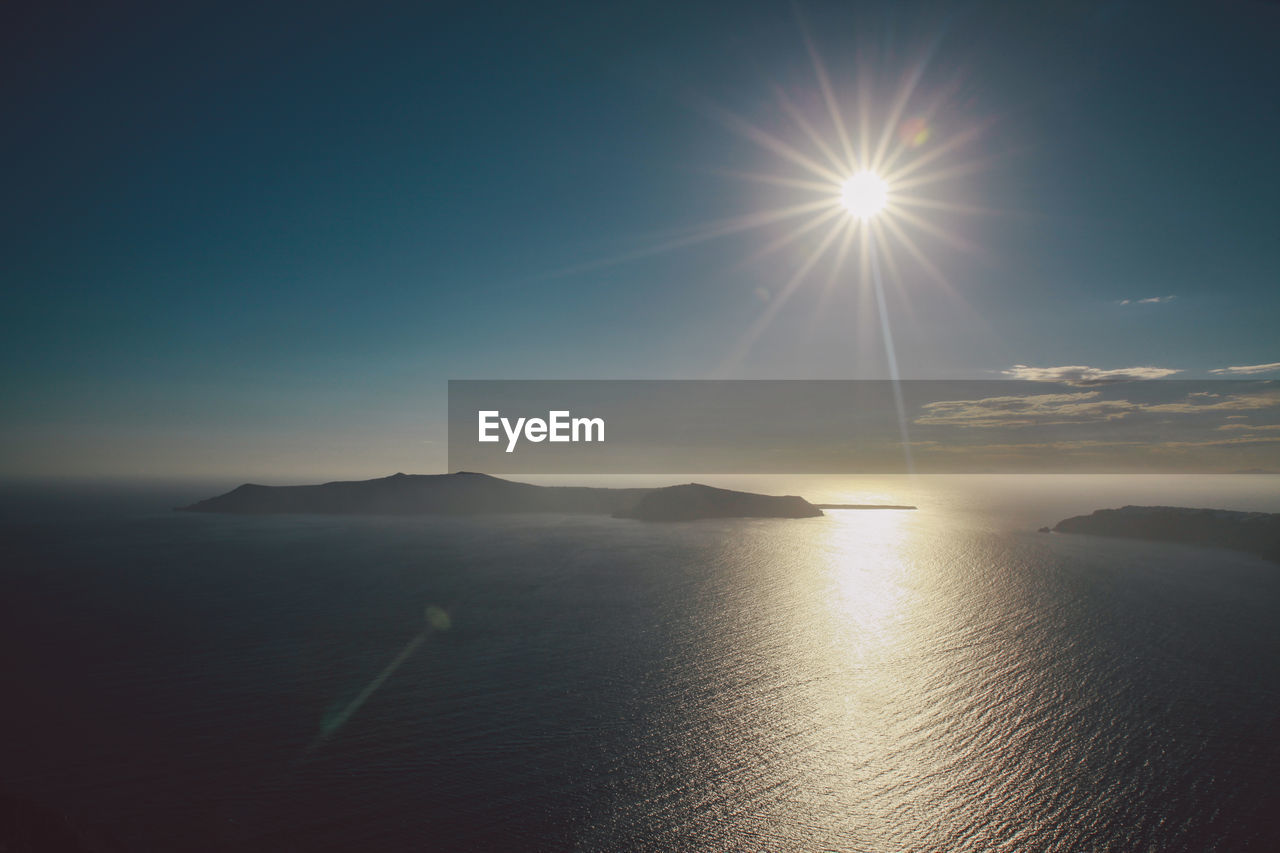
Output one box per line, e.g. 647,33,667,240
179,473,824,521
179,472,649,516
614,483,823,522
1052,505,1280,562
816,503,917,510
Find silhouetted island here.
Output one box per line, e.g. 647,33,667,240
614,483,823,521
1052,506,1280,562
178,472,824,521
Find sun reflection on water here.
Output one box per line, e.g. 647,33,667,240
817,509,915,668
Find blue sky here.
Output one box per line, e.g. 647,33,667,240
3,0,1278,479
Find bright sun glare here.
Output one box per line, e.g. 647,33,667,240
840,171,889,219
544,21,987,381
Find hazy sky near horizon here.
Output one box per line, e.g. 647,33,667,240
3,0,1279,480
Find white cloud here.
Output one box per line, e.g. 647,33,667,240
915,438,1146,453
1002,364,1181,385
1216,423,1280,432
1140,392,1280,414
916,391,1134,428
1209,362,1280,376
916,389,1280,429
1150,435,1280,450
916,435,1280,453
1118,295,1175,305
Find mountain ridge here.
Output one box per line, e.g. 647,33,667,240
1052,505,1280,562
177,472,825,521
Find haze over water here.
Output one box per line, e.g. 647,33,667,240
2,475,1278,851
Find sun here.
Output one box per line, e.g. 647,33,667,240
534,20,989,379
840,171,889,219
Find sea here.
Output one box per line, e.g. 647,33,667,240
1,475,1278,852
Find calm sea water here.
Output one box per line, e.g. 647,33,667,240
2,476,1278,851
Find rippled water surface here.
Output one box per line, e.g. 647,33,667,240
2,476,1278,851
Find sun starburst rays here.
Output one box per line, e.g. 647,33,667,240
532,25,988,385
699,35,988,377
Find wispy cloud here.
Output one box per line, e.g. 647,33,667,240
1140,392,1280,414
1001,364,1181,385
1118,295,1175,305
917,388,1280,428
1209,362,1280,376
1150,435,1280,450
916,391,1133,427
915,435,1280,453
914,438,1146,453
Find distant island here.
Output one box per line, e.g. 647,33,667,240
179,472,833,522
614,483,822,521
1052,506,1280,562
